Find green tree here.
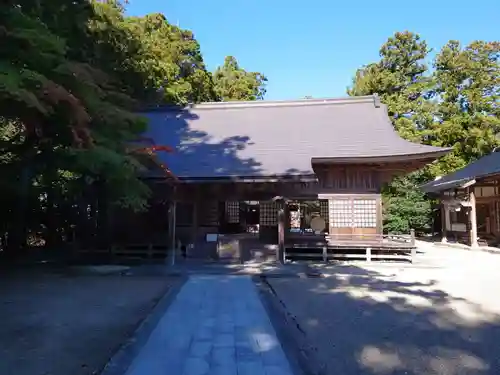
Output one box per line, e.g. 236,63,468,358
348,31,434,141
348,32,500,233
213,56,267,101
383,171,433,234
348,31,435,233
427,40,500,176
0,1,97,249
0,1,268,253
125,13,217,104
0,1,153,250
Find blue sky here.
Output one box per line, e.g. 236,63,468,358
126,0,499,100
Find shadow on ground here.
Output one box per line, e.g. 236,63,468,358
262,265,500,375
0,267,181,375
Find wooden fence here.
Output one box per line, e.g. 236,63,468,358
76,243,170,262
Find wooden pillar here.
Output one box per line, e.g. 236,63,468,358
284,202,290,242
469,188,478,248
277,200,285,264
410,228,416,247
190,189,199,257
170,200,177,265
495,200,500,237
410,229,416,261
167,201,172,251
441,203,448,243
327,198,333,235
376,194,383,235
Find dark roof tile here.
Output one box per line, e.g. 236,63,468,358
421,151,500,193
142,95,450,179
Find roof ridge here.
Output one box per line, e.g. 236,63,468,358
190,95,378,110
141,95,380,112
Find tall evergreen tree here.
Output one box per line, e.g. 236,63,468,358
348,31,434,141
348,31,435,233
427,40,500,176
213,56,267,101
125,13,218,104
348,32,500,233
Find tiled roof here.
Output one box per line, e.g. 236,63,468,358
421,151,500,193
141,95,450,179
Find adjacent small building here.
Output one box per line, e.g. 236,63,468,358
138,95,449,261
421,150,500,248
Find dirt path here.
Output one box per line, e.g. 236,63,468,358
263,247,500,375
0,269,180,375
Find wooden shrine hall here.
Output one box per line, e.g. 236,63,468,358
139,95,450,263
422,150,500,248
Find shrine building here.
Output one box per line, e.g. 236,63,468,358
136,95,450,262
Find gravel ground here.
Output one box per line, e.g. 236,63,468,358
0,268,180,375
264,245,500,375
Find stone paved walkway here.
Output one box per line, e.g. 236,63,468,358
125,275,294,375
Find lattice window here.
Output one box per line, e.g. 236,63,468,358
260,202,277,226
329,199,352,228
329,198,377,228
320,200,329,228
225,201,240,223
353,199,377,228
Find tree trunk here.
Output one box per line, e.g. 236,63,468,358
4,167,31,258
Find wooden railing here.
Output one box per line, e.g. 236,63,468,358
77,244,169,260
285,230,416,263
330,231,415,246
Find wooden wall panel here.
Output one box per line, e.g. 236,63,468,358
199,200,219,226
315,166,380,192
353,227,377,235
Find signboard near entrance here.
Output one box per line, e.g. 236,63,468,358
205,233,218,242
